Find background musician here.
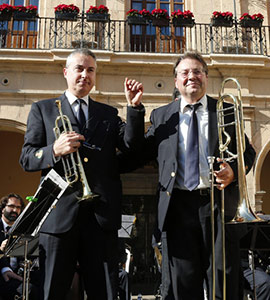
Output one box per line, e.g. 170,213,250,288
133,51,256,299
118,239,132,300
0,193,24,300
242,249,270,300
19,48,145,300
241,211,270,300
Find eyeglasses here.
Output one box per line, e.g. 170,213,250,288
6,204,22,210
177,69,205,78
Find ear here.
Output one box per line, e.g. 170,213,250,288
174,77,178,89
63,68,67,79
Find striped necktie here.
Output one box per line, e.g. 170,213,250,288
184,103,201,191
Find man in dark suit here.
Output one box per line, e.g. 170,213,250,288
140,52,256,299
0,193,25,300
19,48,145,300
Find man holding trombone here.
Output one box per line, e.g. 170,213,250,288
20,48,145,300
137,51,256,299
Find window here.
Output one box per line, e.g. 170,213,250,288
0,0,39,48
130,0,186,52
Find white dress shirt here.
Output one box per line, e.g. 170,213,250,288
175,95,210,190
65,90,89,121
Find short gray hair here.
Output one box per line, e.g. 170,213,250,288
66,49,96,68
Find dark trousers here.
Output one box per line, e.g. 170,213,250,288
164,189,242,300
244,267,270,300
118,268,131,300
39,205,118,300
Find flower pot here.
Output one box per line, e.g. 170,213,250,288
240,19,262,28
0,12,12,21
55,11,78,21
172,18,195,27
127,16,148,25
86,13,110,22
151,18,169,27
211,18,233,27
13,11,37,20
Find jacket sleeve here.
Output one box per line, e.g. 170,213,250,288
20,102,55,172
123,105,145,150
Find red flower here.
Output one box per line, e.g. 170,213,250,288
98,5,108,14
14,5,26,12
127,8,151,18
251,13,264,21
54,4,80,14
151,8,169,20
212,11,233,21
86,4,109,14
171,9,194,20
26,5,38,12
126,9,139,17
0,3,13,14
240,13,264,22
139,9,151,18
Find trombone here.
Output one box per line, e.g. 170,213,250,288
208,78,263,300
53,100,98,202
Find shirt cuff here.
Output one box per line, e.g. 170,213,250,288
1,267,12,275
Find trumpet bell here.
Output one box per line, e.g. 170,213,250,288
78,187,99,203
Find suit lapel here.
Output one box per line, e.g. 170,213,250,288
0,219,6,242
59,94,99,139
166,100,181,159
207,96,218,156
84,97,99,138
59,94,80,133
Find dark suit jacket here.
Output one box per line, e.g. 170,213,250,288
20,94,145,234
0,219,12,270
143,96,256,231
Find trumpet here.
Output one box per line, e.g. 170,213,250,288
208,78,263,300
53,100,98,202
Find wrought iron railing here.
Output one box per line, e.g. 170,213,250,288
0,16,268,55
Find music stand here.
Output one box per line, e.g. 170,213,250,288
118,215,136,274
240,222,270,251
118,215,136,238
4,169,68,300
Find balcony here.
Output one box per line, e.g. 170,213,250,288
0,15,268,55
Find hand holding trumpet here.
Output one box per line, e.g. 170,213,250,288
53,131,85,157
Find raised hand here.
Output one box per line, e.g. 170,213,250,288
124,78,143,107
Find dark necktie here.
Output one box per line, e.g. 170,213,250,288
184,103,201,191
5,226,11,236
76,99,86,131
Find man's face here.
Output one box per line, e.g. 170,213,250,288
2,197,22,223
174,58,208,103
63,53,96,98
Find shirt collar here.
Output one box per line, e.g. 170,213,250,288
180,94,207,113
65,90,89,106
2,219,10,231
